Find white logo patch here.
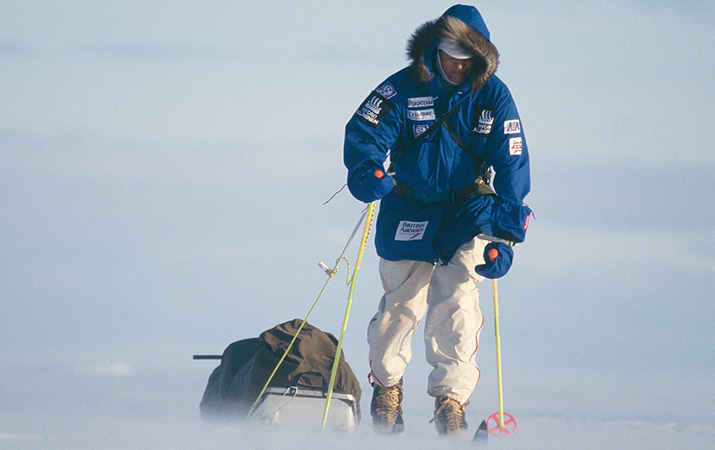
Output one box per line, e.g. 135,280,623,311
503,119,521,134
376,83,397,99
509,137,523,155
395,220,428,241
413,124,428,137
474,109,494,135
354,92,393,128
407,96,434,108
407,109,436,121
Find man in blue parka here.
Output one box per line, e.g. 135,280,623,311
343,4,532,434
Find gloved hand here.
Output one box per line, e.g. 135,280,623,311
350,168,394,203
474,242,513,279
491,201,532,244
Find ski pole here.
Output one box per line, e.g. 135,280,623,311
493,278,505,427
486,278,517,436
321,201,376,430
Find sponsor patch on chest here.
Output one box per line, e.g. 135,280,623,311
395,220,428,241
413,124,428,137
471,106,495,137
407,109,436,121
407,96,434,108
354,91,394,128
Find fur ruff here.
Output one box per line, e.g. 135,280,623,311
406,16,499,93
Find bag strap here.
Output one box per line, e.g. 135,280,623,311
390,95,492,188
389,95,468,160
440,111,492,180
437,103,486,166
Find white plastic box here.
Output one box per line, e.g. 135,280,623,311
253,387,358,431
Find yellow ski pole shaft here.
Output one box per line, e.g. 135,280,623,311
493,278,505,428
321,202,375,430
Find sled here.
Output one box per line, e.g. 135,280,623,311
252,386,358,430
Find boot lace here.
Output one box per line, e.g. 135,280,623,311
372,383,402,423
431,396,467,433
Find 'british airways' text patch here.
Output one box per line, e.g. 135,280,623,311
395,220,428,241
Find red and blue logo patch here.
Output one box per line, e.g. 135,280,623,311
376,83,397,99
413,124,428,137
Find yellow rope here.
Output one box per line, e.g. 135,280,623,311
321,201,375,430
244,207,368,421
244,272,336,419
342,257,351,285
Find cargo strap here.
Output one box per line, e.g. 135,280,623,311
393,177,495,203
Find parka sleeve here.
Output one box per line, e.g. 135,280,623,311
343,81,404,198
484,88,532,242
485,88,530,205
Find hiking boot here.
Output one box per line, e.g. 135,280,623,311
370,378,404,433
432,395,468,434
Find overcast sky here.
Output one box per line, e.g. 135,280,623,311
1,1,714,448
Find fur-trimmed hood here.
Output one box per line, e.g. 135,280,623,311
407,5,499,93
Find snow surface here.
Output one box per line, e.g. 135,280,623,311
1,348,713,449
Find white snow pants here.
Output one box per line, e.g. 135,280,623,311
367,236,488,404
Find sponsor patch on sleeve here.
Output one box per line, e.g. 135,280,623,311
509,137,523,155
503,119,521,134
395,220,428,241
354,91,394,128
376,83,397,99
471,105,495,137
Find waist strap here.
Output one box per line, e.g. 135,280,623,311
393,178,495,203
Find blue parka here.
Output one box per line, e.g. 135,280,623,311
344,5,531,264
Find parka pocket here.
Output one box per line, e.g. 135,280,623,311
375,193,445,263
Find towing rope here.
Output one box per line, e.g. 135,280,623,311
245,205,371,420
321,201,375,430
